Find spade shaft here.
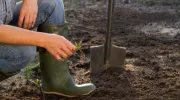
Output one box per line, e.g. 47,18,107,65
104,0,115,66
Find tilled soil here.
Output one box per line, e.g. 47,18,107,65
1,1,180,100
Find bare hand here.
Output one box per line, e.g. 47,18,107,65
18,0,38,29
42,34,76,61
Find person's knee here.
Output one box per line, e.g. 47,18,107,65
18,46,36,65
0,46,36,75
37,0,65,24
7,46,36,69
38,0,64,14
39,0,58,11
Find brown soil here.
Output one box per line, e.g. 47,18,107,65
1,0,180,100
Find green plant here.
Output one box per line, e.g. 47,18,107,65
29,79,45,100
24,60,39,79
75,40,82,51
30,79,41,88
75,40,86,64
24,66,35,80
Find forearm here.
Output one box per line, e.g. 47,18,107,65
0,25,47,47
23,0,37,2
22,0,38,4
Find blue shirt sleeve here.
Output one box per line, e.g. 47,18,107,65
0,20,3,24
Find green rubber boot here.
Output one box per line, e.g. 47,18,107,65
37,23,96,97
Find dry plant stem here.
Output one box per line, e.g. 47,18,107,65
79,49,86,63
39,83,46,100
29,78,45,100
36,79,46,100
37,77,45,100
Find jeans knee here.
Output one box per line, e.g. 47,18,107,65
37,0,65,24
17,46,36,66
0,46,36,75
6,46,36,69
12,46,36,71
39,0,58,11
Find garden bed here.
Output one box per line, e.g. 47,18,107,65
1,0,180,99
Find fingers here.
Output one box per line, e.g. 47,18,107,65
18,11,25,28
57,48,69,59
28,12,37,29
24,14,36,29
48,47,72,61
56,44,75,60
28,15,34,29
23,15,30,29
28,16,33,29
55,54,62,61
46,35,77,61
48,48,62,61
67,42,76,52
32,12,37,27
62,45,73,57
18,6,38,29
62,37,76,52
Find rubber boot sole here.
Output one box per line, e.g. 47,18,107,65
43,87,96,98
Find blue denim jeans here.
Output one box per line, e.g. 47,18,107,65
0,0,65,76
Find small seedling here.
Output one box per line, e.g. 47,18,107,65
24,66,35,80
30,79,40,88
75,40,82,51
30,79,45,100
75,40,86,63
35,79,40,87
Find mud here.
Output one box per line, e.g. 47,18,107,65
1,0,180,100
